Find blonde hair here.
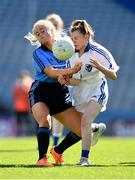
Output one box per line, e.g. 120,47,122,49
45,13,64,39
45,13,64,31
70,20,94,41
24,19,56,46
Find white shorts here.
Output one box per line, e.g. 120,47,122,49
70,78,108,113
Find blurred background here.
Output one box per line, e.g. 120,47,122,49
0,0,135,137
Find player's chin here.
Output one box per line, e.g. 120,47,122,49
75,46,79,50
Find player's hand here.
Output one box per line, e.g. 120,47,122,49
72,60,83,73
58,75,70,85
90,59,103,69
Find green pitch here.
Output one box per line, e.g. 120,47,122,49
0,137,135,179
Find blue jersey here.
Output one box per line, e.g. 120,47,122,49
32,45,70,83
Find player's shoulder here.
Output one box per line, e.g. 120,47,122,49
90,41,113,59
33,46,41,55
90,41,109,53
34,46,45,54
33,46,50,58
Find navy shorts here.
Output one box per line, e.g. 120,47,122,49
29,80,72,115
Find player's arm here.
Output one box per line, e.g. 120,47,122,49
44,61,82,78
90,59,117,80
67,77,80,85
58,75,80,86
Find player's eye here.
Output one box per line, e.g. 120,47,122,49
35,32,40,37
35,29,45,37
41,29,45,33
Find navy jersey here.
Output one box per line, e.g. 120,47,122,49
32,45,70,83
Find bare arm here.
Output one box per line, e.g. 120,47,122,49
44,61,82,78
90,59,117,80
58,75,80,86
67,78,80,85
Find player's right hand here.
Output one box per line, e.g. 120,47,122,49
72,60,83,73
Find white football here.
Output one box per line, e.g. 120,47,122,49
52,36,75,60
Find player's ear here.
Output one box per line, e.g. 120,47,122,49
84,34,89,41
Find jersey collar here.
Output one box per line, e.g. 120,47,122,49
75,43,91,53
41,45,52,52
84,43,91,52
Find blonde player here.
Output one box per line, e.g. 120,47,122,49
58,20,119,166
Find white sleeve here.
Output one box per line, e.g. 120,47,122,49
94,48,119,72
109,52,119,72
72,72,81,79
104,51,119,72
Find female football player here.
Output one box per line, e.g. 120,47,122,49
45,14,106,147
58,19,119,166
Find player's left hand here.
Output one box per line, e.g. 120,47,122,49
90,59,103,69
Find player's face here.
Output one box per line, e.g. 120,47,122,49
71,31,88,52
34,25,54,45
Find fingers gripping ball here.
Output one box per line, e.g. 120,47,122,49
52,36,75,60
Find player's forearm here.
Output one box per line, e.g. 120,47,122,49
46,68,77,78
44,62,82,78
66,78,80,86
98,66,117,80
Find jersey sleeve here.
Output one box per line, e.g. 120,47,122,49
92,45,119,72
72,72,81,79
106,51,119,72
33,48,52,70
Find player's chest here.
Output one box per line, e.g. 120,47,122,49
79,53,97,73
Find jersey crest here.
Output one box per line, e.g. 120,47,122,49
85,64,92,72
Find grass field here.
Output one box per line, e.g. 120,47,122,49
0,136,135,179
